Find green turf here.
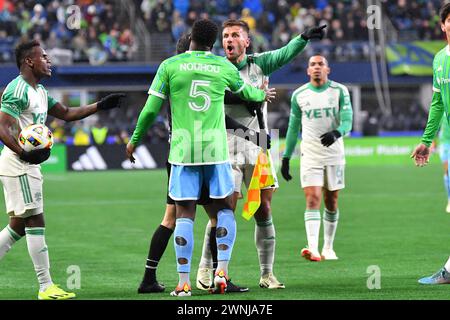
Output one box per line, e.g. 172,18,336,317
1,163,450,300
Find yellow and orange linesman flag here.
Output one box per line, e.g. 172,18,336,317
242,150,275,220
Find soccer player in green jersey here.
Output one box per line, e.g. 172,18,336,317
196,19,326,290
137,33,260,294
281,55,353,262
436,118,450,213
126,19,274,296
412,3,450,285
0,40,125,299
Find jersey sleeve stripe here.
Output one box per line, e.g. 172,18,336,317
14,81,24,99
18,80,27,99
0,107,19,119
148,89,167,99
433,87,441,92
231,82,246,94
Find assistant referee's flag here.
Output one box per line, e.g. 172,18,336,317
242,150,274,221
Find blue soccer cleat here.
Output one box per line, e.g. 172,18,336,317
418,268,450,285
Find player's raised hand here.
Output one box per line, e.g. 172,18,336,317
301,25,327,41
411,143,430,167
281,157,292,181
126,141,136,163
263,87,276,103
97,93,126,110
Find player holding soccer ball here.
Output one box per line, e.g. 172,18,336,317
0,40,125,299
411,3,450,285
281,55,353,262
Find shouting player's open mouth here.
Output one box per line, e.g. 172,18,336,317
226,45,234,55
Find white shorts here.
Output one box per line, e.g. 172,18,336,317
232,155,279,195
300,163,345,191
0,173,43,218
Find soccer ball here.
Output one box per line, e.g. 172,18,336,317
18,124,54,152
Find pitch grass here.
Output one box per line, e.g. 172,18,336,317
1,163,450,300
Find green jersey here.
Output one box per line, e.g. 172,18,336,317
145,51,266,165
440,114,450,143
421,45,450,146
0,75,57,176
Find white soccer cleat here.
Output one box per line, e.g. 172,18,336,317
446,201,450,213
196,267,213,291
321,248,339,260
301,247,322,262
259,273,285,289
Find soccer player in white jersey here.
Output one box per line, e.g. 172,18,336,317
281,55,353,262
195,19,326,289
411,2,450,285
0,40,125,299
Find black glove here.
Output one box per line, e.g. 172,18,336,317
97,93,126,110
320,130,342,147
301,25,327,41
245,130,271,150
281,157,292,181
19,148,51,165
245,101,262,117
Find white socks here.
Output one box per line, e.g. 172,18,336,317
445,257,450,272
304,210,321,253
323,209,339,250
0,225,22,260
25,227,53,292
255,219,276,276
199,221,213,269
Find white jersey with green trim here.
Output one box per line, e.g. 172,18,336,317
0,75,57,176
225,55,269,164
292,80,349,166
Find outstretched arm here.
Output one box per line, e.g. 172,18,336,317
255,25,326,75
48,93,126,122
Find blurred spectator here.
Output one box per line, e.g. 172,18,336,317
72,122,91,146
91,121,108,145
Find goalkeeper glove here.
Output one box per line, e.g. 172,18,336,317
301,25,327,41
20,148,51,165
281,157,292,181
97,93,126,110
320,130,342,147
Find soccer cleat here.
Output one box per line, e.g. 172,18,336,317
321,248,339,260
209,270,227,294
196,267,213,291
38,284,76,300
225,279,249,293
170,283,192,296
418,268,450,285
301,247,322,262
446,201,450,213
259,273,285,289
137,281,165,293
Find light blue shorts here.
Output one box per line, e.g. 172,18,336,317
168,162,234,201
439,143,450,163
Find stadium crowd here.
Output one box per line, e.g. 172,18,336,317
0,0,441,142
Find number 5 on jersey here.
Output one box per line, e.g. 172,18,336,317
189,80,211,112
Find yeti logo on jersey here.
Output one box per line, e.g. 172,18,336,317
304,108,337,119
32,112,47,125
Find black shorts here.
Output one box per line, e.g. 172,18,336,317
166,162,212,206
